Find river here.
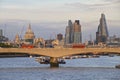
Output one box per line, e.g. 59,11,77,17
0,56,120,80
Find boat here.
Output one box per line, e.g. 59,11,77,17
35,57,66,64
81,55,88,58
58,59,66,64
64,56,71,59
40,59,49,64
92,55,100,58
29,55,32,58
108,54,114,57
115,65,120,69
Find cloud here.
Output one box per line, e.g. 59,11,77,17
103,0,120,3
65,0,120,9
64,0,120,22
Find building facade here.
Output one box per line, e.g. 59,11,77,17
107,35,120,47
96,13,109,44
14,34,20,44
0,29,8,42
65,20,82,44
0,29,3,36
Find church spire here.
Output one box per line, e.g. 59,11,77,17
27,24,33,33
28,24,31,30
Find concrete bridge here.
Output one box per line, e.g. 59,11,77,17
0,48,120,67
0,48,120,57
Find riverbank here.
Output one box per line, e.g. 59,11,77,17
0,53,40,58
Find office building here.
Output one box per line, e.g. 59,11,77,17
96,13,109,44
65,20,82,44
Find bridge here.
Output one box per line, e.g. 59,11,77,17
0,48,120,57
0,48,120,67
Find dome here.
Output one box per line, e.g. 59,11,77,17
24,24,35,39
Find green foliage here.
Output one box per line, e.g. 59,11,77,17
0,43,14,48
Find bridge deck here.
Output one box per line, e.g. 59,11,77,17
0,48,120,57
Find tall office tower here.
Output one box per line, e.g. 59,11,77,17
73,20,82,43
96,13,109,44
65,20,73,44
68,20,73,43
65,24,70,44
24,24,35,44
65,20,82,44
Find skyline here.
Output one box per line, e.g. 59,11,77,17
0,0,120,41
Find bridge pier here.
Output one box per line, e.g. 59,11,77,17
50,57,59,68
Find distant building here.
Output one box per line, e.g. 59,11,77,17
14,34,20,44
52,39,59,46
96,13,109,44
0,29,3,36
24,24,35,44
0,29,8,42
107,35,120,47
57,33,63,41
73,20,82,43
34,38,45,48
65,20,82,44
45,39,54,48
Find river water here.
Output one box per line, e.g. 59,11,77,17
0,56,120,80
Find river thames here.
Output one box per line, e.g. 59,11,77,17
0,56,120,80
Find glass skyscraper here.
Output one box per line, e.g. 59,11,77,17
65,20,82,44
96,13,109,44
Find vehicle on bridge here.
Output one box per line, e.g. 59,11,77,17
72,44,85,48
21,44,34,48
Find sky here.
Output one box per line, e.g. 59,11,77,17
0,0,120,41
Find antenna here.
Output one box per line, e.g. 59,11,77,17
20,24,25,40
4,24,6,36
90,34,92,42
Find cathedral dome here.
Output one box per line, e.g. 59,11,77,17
24,24,35,40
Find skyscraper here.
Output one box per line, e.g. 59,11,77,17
96,13,109,44
65,20,82,44
73,20,82,43
65,20,72,44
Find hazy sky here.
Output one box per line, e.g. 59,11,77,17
0,0,120,41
